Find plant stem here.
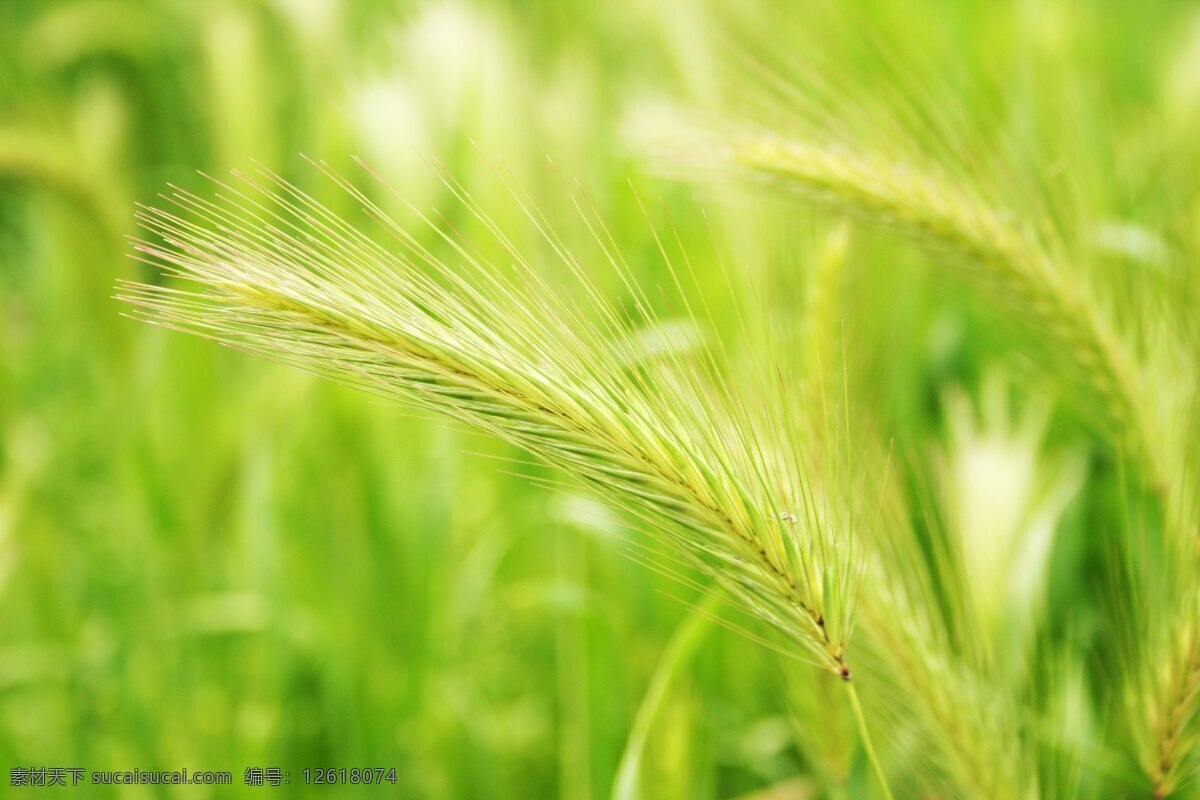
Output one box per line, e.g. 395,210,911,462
611,587,723,800
847,682,894,800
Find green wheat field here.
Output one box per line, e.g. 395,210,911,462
3,0,1200,797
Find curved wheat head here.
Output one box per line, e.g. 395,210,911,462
117,161,865,678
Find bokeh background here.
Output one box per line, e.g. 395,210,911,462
2,0,1199,797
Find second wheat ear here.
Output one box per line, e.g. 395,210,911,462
728,135,1162,493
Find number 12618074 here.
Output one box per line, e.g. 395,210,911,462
303,768,398,785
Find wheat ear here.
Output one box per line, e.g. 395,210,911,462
116,163,861,678
725,135,1162,491
1150,637,1200,798
858,551,1034,798
1124,576,1200,799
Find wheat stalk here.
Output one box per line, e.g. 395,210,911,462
117,162,863,680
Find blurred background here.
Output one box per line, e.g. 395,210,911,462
1,0,1199,797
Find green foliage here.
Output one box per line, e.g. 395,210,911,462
4,0,1200,798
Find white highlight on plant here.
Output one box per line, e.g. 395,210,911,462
938,370,1085,652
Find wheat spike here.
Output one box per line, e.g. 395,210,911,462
117,162,862,678
721,134,1163,492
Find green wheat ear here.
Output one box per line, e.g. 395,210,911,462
117,161,865,680
682,133,1165,493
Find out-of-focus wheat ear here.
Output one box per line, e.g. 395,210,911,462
842,433,1038,798
800,219,851,425
1155,653,1200,799
716,134,1163,493
1134,591,1200,799
1134,465,1200,798
0,125,128,249
859,554,1034,798
1120,365,1200,799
